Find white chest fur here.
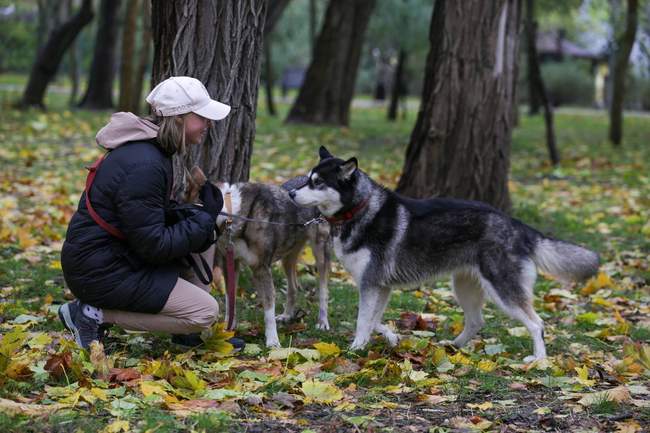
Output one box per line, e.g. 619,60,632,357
333,236,371,284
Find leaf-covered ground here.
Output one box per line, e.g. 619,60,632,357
0,94,649,432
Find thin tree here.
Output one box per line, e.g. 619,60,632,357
20,0,94,109
131,0,152,115
286,0,376,126
151,0,267,193
525,0,559,166
396,0,522,211
609,0,638,146
263,0,292,116
78,0,122,109
118,0,140,113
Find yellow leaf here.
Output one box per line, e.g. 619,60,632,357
313,342,341,358
448,352,472,365
581,272,614,296
140,381,169,398
533,406,551,415
89,341,110,377
476,359,497,372
101,420,130,433
301,379,343,404
575,365,596,387
201,322,235,355
467,401,494,411
50,260,62,270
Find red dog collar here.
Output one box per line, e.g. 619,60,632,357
324,198,370,225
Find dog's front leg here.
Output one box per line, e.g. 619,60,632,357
372,286,399,347
350,286,378,350
313,235,331,330
252,266,281,348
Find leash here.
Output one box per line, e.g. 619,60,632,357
218,212,325,228
224,192,237,331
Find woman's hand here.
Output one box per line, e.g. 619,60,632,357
198,182,223,219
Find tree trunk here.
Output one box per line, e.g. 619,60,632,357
151,0,267,194
265,0,291,36
118,0,139,113
66,0,80,107
264,39,277,116
387,48,406,121
285,0,376,126
609,0,638,146
262,0,291,117
132,0,152,115
309,0,317,56
526,0,541,116
20,0,94,109
525,0,559,165
78,0,122,109
396,0,522,212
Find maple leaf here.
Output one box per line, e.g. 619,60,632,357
201,322,235,355
301,379,343,404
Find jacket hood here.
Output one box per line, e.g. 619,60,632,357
96,112,159,150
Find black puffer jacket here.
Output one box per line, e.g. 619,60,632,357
61,122,215,313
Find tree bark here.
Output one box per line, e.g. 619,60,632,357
118,0,139,113
525,0,559,166
396,0,522,212
132,0,152,115
609,0,638,146
20,0,94,109
387,49,406,121
78,0,122,109
309,0,317,56
526,0,541,116
151,0,267,194
285,0,376,126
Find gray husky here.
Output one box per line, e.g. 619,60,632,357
289,147,599,361
185,167,331,348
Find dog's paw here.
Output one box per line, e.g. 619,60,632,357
265,338,281,348
349,338,369,351
523,355,545,364
384,331,400,347
438,339,457,347
316,319,330,331
276,313,293,323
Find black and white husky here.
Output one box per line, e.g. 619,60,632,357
289,147,599,361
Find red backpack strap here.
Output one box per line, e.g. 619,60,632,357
85,153,127,240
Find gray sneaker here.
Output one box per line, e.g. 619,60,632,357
58,300,100,349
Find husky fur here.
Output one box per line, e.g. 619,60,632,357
185,167,331,348
289,147,599,361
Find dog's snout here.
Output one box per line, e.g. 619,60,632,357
289,189,296,199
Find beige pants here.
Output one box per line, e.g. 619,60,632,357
102,245,218,334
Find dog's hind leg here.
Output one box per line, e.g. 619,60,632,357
277,247,302,323
311,230,331,330
451,270,486,348
479,259,546,362
252,266,281,348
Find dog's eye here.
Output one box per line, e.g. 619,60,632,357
312,178,324,187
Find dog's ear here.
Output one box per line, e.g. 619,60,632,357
339,157,358,180
319,146,333,160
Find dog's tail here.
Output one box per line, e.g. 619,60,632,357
531,238,600,282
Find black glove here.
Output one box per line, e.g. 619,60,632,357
198,182,223,219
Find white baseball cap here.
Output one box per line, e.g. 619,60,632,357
145,76,231,120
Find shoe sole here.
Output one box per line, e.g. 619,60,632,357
58,303,83,348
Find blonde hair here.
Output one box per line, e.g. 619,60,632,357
148,115,186,155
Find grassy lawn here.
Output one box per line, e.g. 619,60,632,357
0,77,649,432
